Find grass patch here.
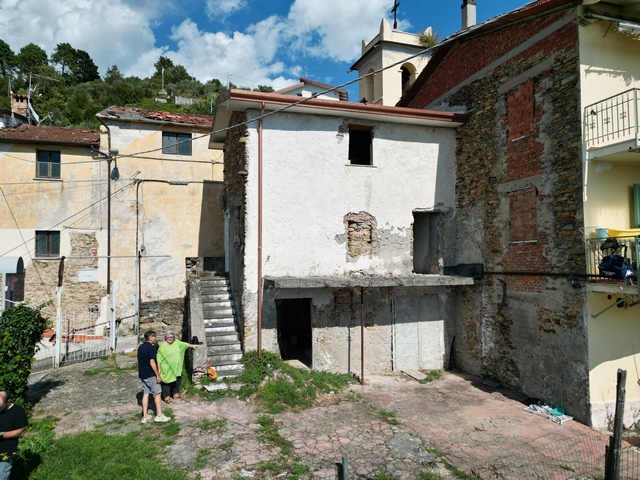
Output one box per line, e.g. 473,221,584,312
194,449,210,469
162,422,181,437
558,464,575,472
417,473,443,480
419,370,443,383
197,418,227,430
16,430,187,480
371,407,400,426
219,440,234,451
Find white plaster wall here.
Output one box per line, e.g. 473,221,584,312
579,21,640,110
588,293,640,429
583,161,640,231
239,109,457,354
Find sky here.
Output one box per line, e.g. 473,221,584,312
0,0,528,100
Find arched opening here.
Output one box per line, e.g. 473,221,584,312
401,63,417,95
364,68,375,103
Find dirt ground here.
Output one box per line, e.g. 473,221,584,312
26,354,614,479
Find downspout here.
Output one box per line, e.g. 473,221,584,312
97,116,112,295
257,102,265,357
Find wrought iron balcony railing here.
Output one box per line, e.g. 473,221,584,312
584,89,640,151
584,234,640,281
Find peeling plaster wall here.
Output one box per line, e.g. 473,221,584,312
235,107,458,359
261,286,456,375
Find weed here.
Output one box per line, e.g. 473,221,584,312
417,473,443,480
372,408,400,426
197,418,227,430
558,464,575,472
163,422,181,436
419,370,443,383
219,440,234,451
194,449,210,469
450,465,478,479
290,461,311,479
373,474,395,480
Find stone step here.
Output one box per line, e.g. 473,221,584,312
207,351,243,363
204,322,236,334
207,360,244,377
201,284,230,293
202,293,233,302
205,331,239,343
203,312,235,322
203,306,235,316
200,278,230,287
207,342,242,355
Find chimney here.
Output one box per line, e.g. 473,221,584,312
462,0,477,29
11,94,28,118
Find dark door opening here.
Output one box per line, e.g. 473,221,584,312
276,298,312,367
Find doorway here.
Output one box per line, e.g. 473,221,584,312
276,298,312,367
413,211,441,274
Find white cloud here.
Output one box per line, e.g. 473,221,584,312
165,18,297,89
284,0,391,62
0,0,166,78
206,0,247,17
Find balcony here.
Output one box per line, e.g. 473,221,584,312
584,89,640,162
584,228,640,294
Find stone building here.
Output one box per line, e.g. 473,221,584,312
209,88,472,376
400,0,640,428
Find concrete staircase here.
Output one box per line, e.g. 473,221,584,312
200,276,244,379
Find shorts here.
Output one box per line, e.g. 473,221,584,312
141,376,162,395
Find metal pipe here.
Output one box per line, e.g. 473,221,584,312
257,102,265,357
97,117,112,295
360,286,364,385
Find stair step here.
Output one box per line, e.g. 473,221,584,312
200,278,229,287
203,307,235,316
207,351,243,363
205,323,236,334
205,331,239,343
202,293,233,302
207,343,242,354
204,314,235,323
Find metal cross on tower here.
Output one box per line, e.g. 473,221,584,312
391,0,400,29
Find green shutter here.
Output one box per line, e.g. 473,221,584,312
635,184,640,228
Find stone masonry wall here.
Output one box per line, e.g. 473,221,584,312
406,12,590,422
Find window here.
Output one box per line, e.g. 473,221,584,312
348,125,372,165
162,132,192,155
507,80,535,140
36,150,61,179
35,231,60,257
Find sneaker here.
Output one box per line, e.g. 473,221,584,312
141,415,153,424
154,414,171,423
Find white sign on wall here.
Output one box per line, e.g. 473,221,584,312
78,269,99,283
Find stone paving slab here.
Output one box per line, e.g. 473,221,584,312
28,358,612,479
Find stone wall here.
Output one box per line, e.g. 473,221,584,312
139,297,186,337
24,232,105,325
406,11,590,422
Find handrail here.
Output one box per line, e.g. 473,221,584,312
583,88,640,150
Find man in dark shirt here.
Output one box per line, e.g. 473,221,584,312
0,390,28,480
137,330,170,423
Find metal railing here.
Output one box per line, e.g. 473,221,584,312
584,234,640,279
584,89,640,150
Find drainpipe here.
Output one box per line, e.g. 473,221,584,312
257,102,265,357
97,117,113,295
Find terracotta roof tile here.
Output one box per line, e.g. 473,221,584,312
99,107,212,127
0,124,100,145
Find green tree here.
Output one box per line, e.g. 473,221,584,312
0,39,16,76
50,42,76,76
0,304,49,407
154,55,174,75
16,43,48,74
104,65,123,84
254,85,274,93
73,49,99,83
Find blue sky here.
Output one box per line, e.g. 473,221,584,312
0,0,527,100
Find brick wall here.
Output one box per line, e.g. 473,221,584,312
405,11,590,421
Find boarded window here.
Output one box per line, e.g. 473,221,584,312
509,187,537,242
507,80,535,140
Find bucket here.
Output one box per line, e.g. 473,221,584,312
596,228,609,241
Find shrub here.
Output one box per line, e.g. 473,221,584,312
0,303,50,406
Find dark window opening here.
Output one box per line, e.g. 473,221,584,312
162,132,192,155
36,150,61,179
35,230,60,257
348,125,372,165
277,298,312,367
401,66,411,93
413,211,441,274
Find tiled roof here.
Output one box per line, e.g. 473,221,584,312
0,124,100,145
98,106,213,127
